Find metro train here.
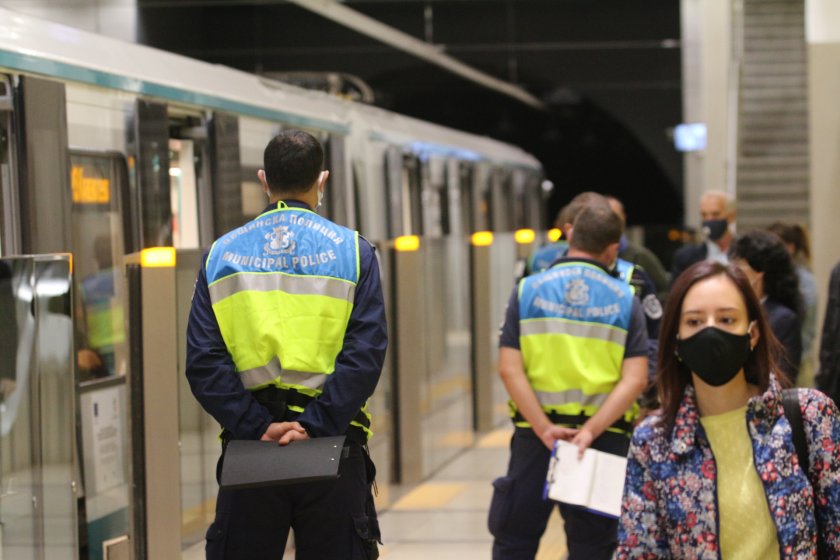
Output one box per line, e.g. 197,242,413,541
0,7,546,560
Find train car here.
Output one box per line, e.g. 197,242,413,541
0,7,544,560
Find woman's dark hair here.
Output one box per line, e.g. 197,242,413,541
656,261,785,430
263,130,324,194
728,229,802,317
767,222,811,263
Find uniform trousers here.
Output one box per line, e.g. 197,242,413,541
206,441,380,560
488,427,629,560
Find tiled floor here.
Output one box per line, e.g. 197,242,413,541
183,427,567,559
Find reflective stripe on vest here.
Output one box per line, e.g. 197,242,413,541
520,318,628,347
209,272,356,305
237,356,327,392
516,261,636,430
205,203,371,436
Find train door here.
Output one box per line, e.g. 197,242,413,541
68,150,134,560
0,75,20,256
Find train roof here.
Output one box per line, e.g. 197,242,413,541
0,6,542,172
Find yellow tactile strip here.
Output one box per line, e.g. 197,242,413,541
390,482,466,511
477,428,514,448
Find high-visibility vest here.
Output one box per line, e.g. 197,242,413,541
204,202,371,439
515,261,637,433
528,241,569,275
615,258,638,294
81,269,125,351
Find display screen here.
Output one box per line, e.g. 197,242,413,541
674,123,707,152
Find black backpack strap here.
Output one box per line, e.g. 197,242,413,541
782,388,810,475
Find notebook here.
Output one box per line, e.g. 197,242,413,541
220,436,346,489
544,440,628,518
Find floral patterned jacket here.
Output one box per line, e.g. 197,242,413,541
617,376,840,559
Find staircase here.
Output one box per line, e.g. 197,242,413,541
735,0,810,231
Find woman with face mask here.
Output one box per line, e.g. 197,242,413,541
729,229,803,384
616,261,840,559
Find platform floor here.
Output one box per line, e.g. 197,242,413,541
183,427,568,559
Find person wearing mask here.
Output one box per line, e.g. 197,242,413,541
816,260,840,408
617,261,840,558
671,190,736,284
186,130,387,559
490,203,648,559
605,195,670,301
729,229,803,384
769,222,818,379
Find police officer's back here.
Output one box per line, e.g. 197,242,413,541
186,130,387,559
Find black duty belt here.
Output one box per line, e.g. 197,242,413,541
512,410,633,434
252,385,370,444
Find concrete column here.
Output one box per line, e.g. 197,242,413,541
0,0,138,42
681,0,736,228
806,0,840,345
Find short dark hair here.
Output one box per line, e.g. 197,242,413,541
728,229,802,317
558,191,607,229
656,261,784,430
767,222,811,261
263,130,324,194
569,203,623,254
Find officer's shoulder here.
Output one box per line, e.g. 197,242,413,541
358,234,377,252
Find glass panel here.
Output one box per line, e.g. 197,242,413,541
79,379,130,560
175,250,218,548
169,139,200,249
70,153,129,382
0,257,37,560
32,256,76,559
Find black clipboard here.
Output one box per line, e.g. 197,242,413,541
220,436,346,489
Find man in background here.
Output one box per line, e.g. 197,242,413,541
671,190,736,283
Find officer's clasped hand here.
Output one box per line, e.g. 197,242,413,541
261,421,310,446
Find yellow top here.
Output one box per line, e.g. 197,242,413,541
700,406,780,559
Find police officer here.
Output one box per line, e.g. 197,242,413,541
537,193,662,407
186,130,387,559
490,203,648,559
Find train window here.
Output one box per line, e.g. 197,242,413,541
511,170,527,229
490,168,514,232
401,155,424,236
471,163,492,232
169,139,200,248
69,151,130,381
455,161,474,235
421,157,444,239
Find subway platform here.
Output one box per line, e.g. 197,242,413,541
182,427,568,559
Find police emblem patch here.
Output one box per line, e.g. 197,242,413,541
642,293,663,320
565,278,590,306
264,225,295,255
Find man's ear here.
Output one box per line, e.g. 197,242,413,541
257,169,270,194
319,170,329,190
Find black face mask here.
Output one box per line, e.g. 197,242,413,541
702,219,729,241
676,325,753,387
